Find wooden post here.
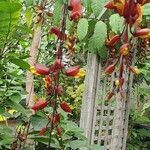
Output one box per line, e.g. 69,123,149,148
26,26,42,107
80,54,100,142
80,8,108,144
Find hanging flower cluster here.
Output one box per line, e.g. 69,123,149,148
29,0,84,148
104,0,150,100
11,1,85,149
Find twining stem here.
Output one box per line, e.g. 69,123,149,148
48,1,68,149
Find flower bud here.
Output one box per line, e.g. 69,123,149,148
60,101,72,113
129,66,140,75
104,64,115,75
133,28,150,38
120,43,129,56
107,35,120,47
39,127,48,136
31,100,48,111
106,92,114,100
65,66,80,76
57,127,62,137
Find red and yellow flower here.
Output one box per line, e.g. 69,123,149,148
129,66,140,75
30,64,50,75
133,28,150,38
120,43,129,56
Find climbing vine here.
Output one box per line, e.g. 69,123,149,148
0,0,150,150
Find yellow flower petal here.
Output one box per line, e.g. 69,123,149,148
0,115,6,121
30,66,40,75
74,69,86,78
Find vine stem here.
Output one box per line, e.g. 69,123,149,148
48,1,68,149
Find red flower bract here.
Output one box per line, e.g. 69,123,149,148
51,113,60,127
50,26,66,40
106,35,120,47
57,127,62,137
60,101,72,113
105,1,115,9
69,0,82,21
55,85,63,96
133,28,150,38
65,66,80,76
104,64,115,75
39,127,48,136
35,63,50,75
31,100,48,111
106,92,114,100
137,0,150,5
54,59,64,70
70,11,81,21
68,0,81,10
105,1,125,16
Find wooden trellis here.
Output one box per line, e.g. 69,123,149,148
80,53,134,150
79,7,138,150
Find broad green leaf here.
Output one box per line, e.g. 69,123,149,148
91,0,102,18
143,3,150,16
86,20,97,38
109,14,124,34
137,129,150,138
0,138,13,147
25,8,32,27
91,0,109,18
10,93,21,103
31,136,51,143
0,1,22,48
8,100,27,116
53,0,63,26
66,18,72,30
83,0,92,12
8,56,30,70
97,45,108,60
88,21,107,54
32,136,61,149
69,140,87,149
30,114,49,130
135,115,150,124
89,144,104,150
77,18,89,41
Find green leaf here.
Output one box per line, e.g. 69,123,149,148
8,56,30,70
88,21,107,53
91,0,109,18
0,1,22,48
137,129,150,138
69,140,87,149
91,0,102,18
89,144,104,150
97,45,108,60
53,0,63,26
30,114,48,130
143,3,150,16
10,93,21,103
77,18,89,41
83,0,92,12
86,20,97,38
25,8,32,27
109,14,124,34
8,100,27,116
